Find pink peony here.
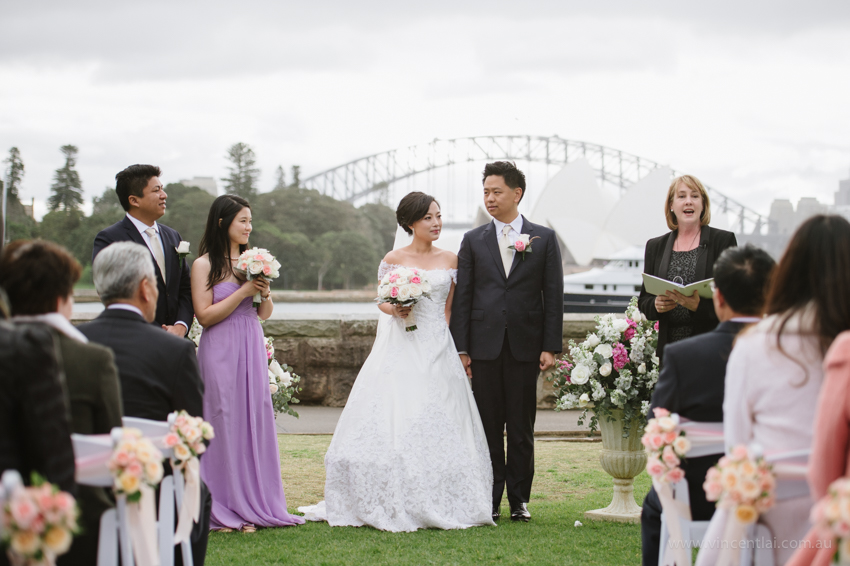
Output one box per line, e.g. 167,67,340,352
514,240,526,252
663,431,677,444
731,445,749,460
164,433,180,447
388,273,399,282
391,287,399,298
704,480,724,501
240,262,248,270
662,445,680,466
10,496,39,529
114,450,131,467
262,265,272,275
646,457,666,477
126,461,143,478
254,254,264,261
411,276,421,284
649,434,665,450
653,407,670,418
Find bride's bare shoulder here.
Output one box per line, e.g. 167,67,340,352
432,247,458,269
382,249,406,265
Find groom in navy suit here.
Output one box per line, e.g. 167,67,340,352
451,161,564,522
93,164,193,337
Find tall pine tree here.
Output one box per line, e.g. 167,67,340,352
48,145,83,212
273,165,286,190
4,147,25,201
222,142,260,199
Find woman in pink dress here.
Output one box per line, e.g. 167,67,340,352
192,195,303,532
787,331,850,566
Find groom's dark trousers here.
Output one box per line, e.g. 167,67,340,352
451,216,563,508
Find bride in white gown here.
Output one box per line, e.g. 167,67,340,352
299,193,494,532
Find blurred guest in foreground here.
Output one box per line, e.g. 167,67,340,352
79,241,209,566
786,332,850,566
641,244,775,566
638,175,737,361
696,215,850,566
0,240,123,565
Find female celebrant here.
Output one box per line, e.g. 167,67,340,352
192,195,303,532
637,174,737,361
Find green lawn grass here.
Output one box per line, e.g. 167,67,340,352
206,436,650,566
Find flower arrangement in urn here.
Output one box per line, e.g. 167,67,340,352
266,336,302,417
1,473,79,566
550,297,660,435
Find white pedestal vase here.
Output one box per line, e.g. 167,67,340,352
584,408,646,523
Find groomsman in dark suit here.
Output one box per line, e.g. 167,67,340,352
450,161,564,522
640,244,775,566
93,164,193,338
79,242,210,566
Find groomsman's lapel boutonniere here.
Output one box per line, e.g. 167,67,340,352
509,235,540,260
176,241,191,260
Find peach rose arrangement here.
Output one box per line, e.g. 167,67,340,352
234,247,281,305
377,267,432,332
703,445,775,525
642,408,691,484
1,473,79,566
810,477,850,562
108,428,164,502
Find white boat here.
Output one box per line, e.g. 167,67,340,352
563,246,645,313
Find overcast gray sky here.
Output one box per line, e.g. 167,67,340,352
2,0,849,219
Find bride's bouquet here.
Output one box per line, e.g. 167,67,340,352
234,247,281,305
377,267,432,331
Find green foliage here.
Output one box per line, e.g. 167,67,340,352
315,231,379,290
273,165,286,190
358,202,397,255
4,147,24,201
160,183,216,257
48,145,84,212
222,142,260,199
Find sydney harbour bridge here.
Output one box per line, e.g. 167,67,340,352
301,135,768,236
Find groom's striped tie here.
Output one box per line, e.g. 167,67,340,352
145,227,167,284
500,224,513,277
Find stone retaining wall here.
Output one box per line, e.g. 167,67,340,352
70,312,599,409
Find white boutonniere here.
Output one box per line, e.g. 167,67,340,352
176,241,191,260
508,235,540,260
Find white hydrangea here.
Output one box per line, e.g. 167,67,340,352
641,400,651,416
590,380,606,401
615,374,632,392
557,393,579,410
609,389,627,408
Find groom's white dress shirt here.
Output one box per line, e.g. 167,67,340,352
124,213,187,331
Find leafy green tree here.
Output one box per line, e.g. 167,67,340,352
4,147,24,201
273,166,286,190
40,209,84,249
159,183,216,257
358,202,397,256
315,231,378,290
48,145,84,212
222,142,260,199
290,165,301,188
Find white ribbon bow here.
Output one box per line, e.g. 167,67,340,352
654,478,693,566
127,484,160,566
174,457,201,545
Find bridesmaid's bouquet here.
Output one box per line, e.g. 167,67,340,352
234,248,281,305
266,336,302,417
377,267,432,332
1,473,79,565
642,408,690,484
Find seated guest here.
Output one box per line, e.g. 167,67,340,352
0,240,123,565
696,215,850,566
787,331,850,566
0,293,76,566
79,241,209,566
641,244,775,566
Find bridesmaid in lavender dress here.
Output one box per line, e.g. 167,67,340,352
191,195,304,532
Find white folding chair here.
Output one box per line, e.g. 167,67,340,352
122,415,192,566
738,448,811,566
658,420,726,566
73,427,133,566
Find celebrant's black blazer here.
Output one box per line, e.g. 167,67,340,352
638,225,737,361
93,215,193,328
450,216,564,361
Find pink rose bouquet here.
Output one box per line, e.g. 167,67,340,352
642,408,690,484
703,445,775,525
810,477,850,561
1,473,79,566
107,428,165,502
377,266,432,332
163,411,214,471
234,247,281,305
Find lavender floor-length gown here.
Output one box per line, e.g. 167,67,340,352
198,282,304,529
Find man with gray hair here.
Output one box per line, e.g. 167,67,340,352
79,241,210,566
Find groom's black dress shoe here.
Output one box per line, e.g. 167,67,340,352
492,503,501,521
510,503,531,522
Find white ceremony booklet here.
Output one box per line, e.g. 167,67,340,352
641,273,715,299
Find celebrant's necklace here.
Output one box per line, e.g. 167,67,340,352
675,229,699,252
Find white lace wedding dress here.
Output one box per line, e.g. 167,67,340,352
298,262,495,532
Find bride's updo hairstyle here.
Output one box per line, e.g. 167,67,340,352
396,192,440,235
199,194,251,289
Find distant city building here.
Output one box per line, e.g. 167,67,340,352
836,171,850,206
178,176,218,196
768,196,828,236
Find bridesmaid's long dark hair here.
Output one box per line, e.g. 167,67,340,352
199,194,251,290
764,214,850,360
